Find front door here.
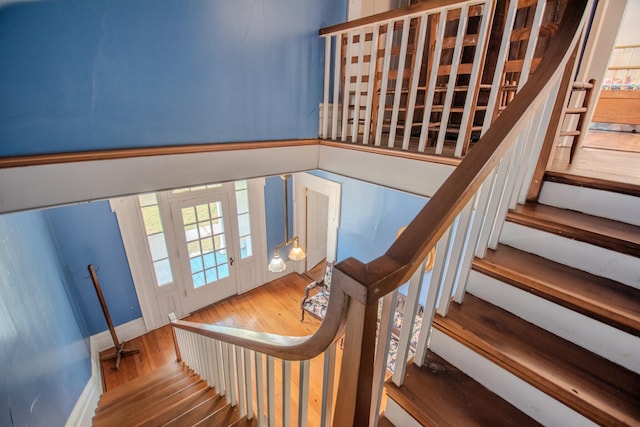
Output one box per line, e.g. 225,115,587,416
171,193,237,313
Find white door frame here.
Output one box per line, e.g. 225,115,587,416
293,172,341,266
111,177,267,332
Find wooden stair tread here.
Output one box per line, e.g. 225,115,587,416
94,380,209,426
97,362,183,407
385,352,540,427
162,394,228,427
544,172,640,198
434,294,640,426
474,244,640,336
507,202,640,257
96,373,201,418
137,387,219,427
193,405,244,427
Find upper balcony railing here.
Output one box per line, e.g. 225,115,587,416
169,1,590,426
319,0,565,158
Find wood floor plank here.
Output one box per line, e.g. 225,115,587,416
434,294,640,426
474,245,640,336
507,202,640,256
385,352,541,427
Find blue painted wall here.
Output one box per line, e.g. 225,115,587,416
265,175,295,263
46,201,141,336
0,0,346,156
0,210,91,427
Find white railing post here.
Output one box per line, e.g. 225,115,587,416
371,290,399,425
387,17,411,148
392,260,426,385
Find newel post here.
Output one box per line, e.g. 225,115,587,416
332,264,380,426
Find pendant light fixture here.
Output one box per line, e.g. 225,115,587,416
268,174,306,272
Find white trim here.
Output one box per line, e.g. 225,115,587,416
317,145,454,198
110,197,165,331
91,317,147,352
64,341,101,427
293,172,342,266
0,145,319,214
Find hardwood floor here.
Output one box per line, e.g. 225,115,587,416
100,273,323,391
99,273,347,425
548,130,640,187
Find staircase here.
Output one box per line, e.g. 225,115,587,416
383,177,640,426
92,362,257,427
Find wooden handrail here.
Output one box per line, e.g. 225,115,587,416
171,283,349,361
319,0,476,35
0,139,318,169
170,1,589,425
332,1,589,303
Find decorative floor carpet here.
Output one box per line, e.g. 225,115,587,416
302,290,423,373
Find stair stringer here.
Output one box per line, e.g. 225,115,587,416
429,328,598,427
500,221,640,289
467,269,640,373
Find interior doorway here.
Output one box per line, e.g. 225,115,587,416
294,172,342,268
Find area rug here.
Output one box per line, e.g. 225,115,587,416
302,291,423,373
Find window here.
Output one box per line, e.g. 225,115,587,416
138,193,174,286
235,180,253,259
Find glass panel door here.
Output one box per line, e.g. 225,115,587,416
171,193,236,313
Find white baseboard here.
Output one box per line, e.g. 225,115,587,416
91,317,147,352
65,318,147,427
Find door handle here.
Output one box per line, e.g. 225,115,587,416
230,257,234,266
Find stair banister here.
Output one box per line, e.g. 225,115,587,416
169,1,590,425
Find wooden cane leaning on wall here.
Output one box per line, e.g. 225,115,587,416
88,264,140,370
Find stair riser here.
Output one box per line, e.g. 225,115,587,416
539,182,640,227
384,398,422,427
467,270,640,373
429,328,598,427
499,222,640,289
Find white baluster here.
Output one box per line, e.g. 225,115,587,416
454,1,492,157
341,33,353,141
320,344,336,427
435,6,469,155
255,353,265,425
352,28,366,142
515,77,562,205
414,226,453,365
217,340,227,398
475,147,516,257
371,290,398,426
363,26,379,146
332,34,341,140
236,346,247,417
454,194,481,303
282,360,291,427
437,202,474,316
518,0,547,91
402,13,428,150
267,356,276,427
298,359,310,427
482,0,518,134
245,348,254,420
322,35,331,139
374,21,395,146
227,344,237,406
392,260,426,385
387,17,411,148
418,10,447,152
